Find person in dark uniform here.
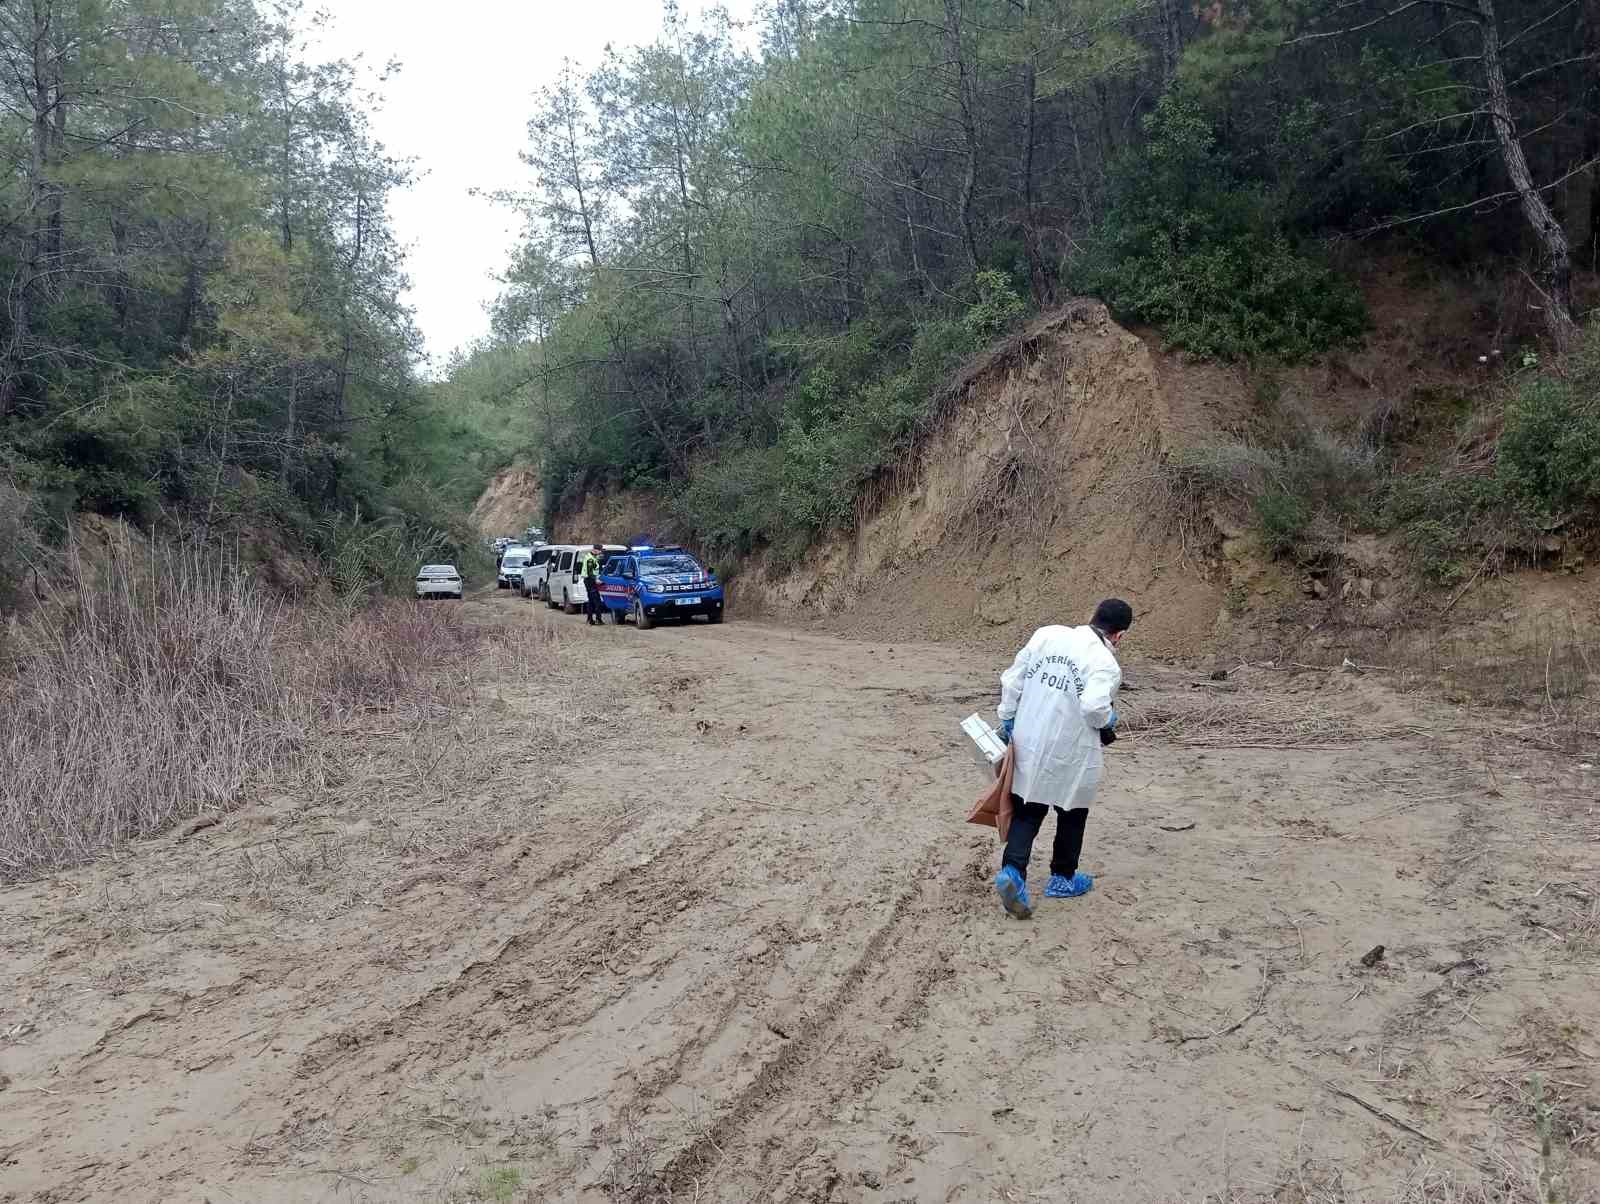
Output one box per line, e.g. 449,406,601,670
582,543,606,626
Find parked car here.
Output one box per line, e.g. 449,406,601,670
524,525,547,546
518,545,554,598
596,547,724,629
540,543,629,613
497,545,532,590
532,544,577,609
415,564,464,600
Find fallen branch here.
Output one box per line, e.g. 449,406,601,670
1176,966,1269,1044
1321,1081,1444,1148
1440,551,1496,616
721,794,817,815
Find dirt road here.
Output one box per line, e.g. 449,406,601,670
3,593,1596,1202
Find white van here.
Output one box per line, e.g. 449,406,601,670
497,545,532,590
534,545,580,610
518,545,554,598
542,543,628,613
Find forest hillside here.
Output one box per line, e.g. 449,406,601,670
0,0,491,606
451,0,1598,612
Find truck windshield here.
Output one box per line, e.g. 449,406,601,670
641,555,701,576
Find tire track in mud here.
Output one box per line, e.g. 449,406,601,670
301,612,940,1103
288,803,713,1050
645,833,986,1201
295,786,847,1091
294,802,731,1081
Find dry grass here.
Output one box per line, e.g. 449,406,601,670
1287,615,1599,757
1198,1147,1556,1204
0,538,549,883
603,1110,660,1202
1123,692,1398,750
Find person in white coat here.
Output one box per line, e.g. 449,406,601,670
992,598,1132,919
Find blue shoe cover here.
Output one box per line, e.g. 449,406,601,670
995,866,1032,919
1045,872,1093,898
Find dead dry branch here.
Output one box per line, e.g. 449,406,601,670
1123,693,1405,750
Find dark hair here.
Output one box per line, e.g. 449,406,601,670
1091,598,1133,633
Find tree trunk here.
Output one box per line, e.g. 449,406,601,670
1019,16,1048,306
563,102,601,270
1095,78,1115,166
1584,0,1600,268
335,191,364,428
1477,0,1577,347
174,223,210,350
277,52,294,254
1158,0,1185,84
670,109,701,379
1065,99,1097,228
282,370,297,483
110,216,130,346
45,57,66,292
945,0,980,270
842,243,855,324
1588,133,1600,272
1,2,56,416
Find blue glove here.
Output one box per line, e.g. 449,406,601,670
999,717,1014,745
1105,708,1118,731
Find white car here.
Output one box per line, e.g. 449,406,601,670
543,543,629,613
415,564,463,600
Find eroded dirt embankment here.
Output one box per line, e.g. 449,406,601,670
735,301,1225,658
533,295,1597,675
535,302,1232,658
471,462,543,537
2,591,1596,1202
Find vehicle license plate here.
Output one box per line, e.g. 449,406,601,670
675,597,697,605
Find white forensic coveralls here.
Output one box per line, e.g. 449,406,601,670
997,624,1122,809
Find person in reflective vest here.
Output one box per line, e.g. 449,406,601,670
582,544,605,626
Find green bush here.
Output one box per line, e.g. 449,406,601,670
670,444,789,561
1382,328,1600,582
1255,488,1312,555
311,506,477,601
963,271,1027,344
1074,94,1367,361
671,310,987,566
1496,377,1600,519
1382,471,1521,584
0,476,52,616
1168,429,1380,561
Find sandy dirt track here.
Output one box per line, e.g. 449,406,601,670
2,592,1597,1203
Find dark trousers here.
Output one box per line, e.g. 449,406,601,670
1002,794,1088,881
585,579,604,622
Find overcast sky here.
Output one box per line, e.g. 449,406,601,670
312,0,761,371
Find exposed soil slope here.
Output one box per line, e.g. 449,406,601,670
3,593,1596,1202
536,289,1594,675
738,301,1226,658
471,462,543,537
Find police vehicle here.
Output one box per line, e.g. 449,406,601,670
596,547,725,629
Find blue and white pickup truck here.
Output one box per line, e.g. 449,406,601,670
596,547,725,629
